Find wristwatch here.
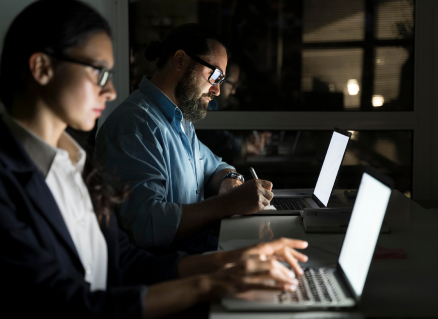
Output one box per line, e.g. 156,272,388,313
220,171,245,184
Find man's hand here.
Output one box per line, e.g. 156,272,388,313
218,177,243,195
220,179,273,216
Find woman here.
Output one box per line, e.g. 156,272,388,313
0,1,308,318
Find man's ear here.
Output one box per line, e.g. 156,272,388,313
28,52,54,86
172,49,189,72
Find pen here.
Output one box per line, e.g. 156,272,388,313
249,167,259,180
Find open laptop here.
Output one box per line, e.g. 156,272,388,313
256,128,352,215
222,167,393,310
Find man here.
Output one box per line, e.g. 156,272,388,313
95,24,273,254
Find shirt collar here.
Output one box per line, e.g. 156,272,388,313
2,112,86,178
138,76,183,123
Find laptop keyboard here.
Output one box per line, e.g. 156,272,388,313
271,197,309,210
278,268,341,304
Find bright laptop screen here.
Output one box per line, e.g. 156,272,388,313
338,172,391,297
313,131,350,206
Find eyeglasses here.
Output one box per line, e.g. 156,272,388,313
225,79,239,90
43,51,113,87
186,52,226,85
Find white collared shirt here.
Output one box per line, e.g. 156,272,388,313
3,113,108,291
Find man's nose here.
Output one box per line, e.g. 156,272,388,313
209,84,220,96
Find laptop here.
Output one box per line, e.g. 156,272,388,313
222,167,393,310
256,128,352,215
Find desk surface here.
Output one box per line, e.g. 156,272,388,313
211,190,438,318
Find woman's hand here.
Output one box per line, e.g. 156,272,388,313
204,254,299,300
177,237,308,278
150,238,308,318
144,255,297,319
221,237,309,276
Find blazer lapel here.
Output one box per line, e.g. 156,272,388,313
0,120,81,265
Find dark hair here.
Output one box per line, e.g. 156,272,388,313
84,155,130,226
0,0,111,109
144,23,227,69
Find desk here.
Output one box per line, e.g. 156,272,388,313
210,190,438,318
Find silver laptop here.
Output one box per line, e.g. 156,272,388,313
222,167,393,310
256,128,352,215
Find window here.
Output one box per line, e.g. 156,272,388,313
129,0,415,111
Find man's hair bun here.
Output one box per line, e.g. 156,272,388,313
144,41,164,61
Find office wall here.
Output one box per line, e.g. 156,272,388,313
0,0,34,113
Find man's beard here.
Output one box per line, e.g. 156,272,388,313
175,64,214,123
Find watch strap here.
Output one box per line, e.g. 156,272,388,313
220,171,245,184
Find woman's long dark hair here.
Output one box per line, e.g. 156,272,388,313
0,0,127,223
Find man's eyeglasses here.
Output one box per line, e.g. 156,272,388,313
186,52,225,85
225,79,239,91
43,51,113,87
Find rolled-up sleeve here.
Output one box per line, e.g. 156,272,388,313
197,139,235,195
96,131,182,249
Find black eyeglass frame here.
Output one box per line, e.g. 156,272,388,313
43,51,113,87
186,52,226,85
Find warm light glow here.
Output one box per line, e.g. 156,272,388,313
372,95,384,107
347,79,359,95
348,130,359,141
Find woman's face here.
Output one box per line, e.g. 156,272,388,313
44,31,116,131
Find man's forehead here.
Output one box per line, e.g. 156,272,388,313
201,41,227,74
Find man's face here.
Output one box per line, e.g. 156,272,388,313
175,40,227,122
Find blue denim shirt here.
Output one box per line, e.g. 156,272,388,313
95,77,234,251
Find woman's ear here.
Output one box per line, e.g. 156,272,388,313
28,52,54,86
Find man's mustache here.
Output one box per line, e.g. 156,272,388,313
201,93,215,100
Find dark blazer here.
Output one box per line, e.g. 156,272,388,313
0,119,186,318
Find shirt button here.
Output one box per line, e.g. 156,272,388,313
77,219,85,227
85,265,92,274
189,159,192,163
196,190,199,194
